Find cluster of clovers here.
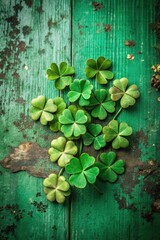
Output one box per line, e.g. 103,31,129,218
30,56,140,204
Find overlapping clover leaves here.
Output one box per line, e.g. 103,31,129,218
30,57,140,204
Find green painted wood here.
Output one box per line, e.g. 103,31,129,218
71,0,160,240
0,0,71,239
0,0,160,240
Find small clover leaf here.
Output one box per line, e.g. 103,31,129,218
85,56,114,84
103,120,132,149
96,152,125,182
67,79,93,106
65,153,99,188
109,77,140,108
50,97,66,132
87,89,116,120
48,136,78,167
43,173,71,203
47,62,75,90
59,109,88,138
82,124,106,150
30,96,57,125
68,105,92,123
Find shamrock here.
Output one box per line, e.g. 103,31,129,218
67,79,93,106
103,120,132,149
82,124,106,150
68,105,92,123
65,153,99,188
85,56,114,84
47,62,75,90
96,152,125,182
87,89,116,120
59,109,88,138
43,173,71,203
30,96,57,125
109,78,140,108
48,136,78,167
49,97,66,132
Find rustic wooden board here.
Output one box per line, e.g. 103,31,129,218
0,0,160,239
0,0,71,239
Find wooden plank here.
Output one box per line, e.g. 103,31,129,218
0,0,71,239
71,0,160,239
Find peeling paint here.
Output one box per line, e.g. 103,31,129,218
114,194,137,211
0,142,56,178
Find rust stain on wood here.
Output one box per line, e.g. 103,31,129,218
0,142,55,178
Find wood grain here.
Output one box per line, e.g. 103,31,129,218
71,0,160,239
0,0,71,239
0,0,160,239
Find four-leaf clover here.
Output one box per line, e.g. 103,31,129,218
96,152,125,182
85,56,114,84
59,109,88,138
67,79,93,106
103,120,132,149
65,153,99,188
82,124,106,150
30,96,57,125
43,173,71,203
47,62,75,90
109,77,140,108
48,136,78,167
88,89,116,120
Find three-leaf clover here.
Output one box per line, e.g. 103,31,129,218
96,152,125,182
30,96,57,125
82,124,106,150
109,78,140,108
85,56,114,84
87,89,116,120
67,79,93,106
103,120,132,149
48,136,78,167
47,62,75,90
43,173,71,203
59,109,88,138
68,105,92,123
65,153,99,188
50,97,66,132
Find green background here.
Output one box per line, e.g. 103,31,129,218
0,0,160,239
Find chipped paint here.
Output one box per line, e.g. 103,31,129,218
0,142,56,178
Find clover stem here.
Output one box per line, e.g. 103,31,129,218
58,168,64,176
79,139,83,156
92,184,103,195
113,107,123,120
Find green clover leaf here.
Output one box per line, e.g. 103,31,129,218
96,151,125,182
67,79,93,106
65,153,99,188
82,124,106,150
59,109,88,138
49,97,66,132
109,77,140,108
103,120,132,149
48,136,78,167
43,173,71,203
30,96,57,125
68,105,92,124
47,62,75,90
87,89,116,120
85,56,114,84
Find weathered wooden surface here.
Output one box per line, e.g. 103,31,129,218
0,0,160,239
